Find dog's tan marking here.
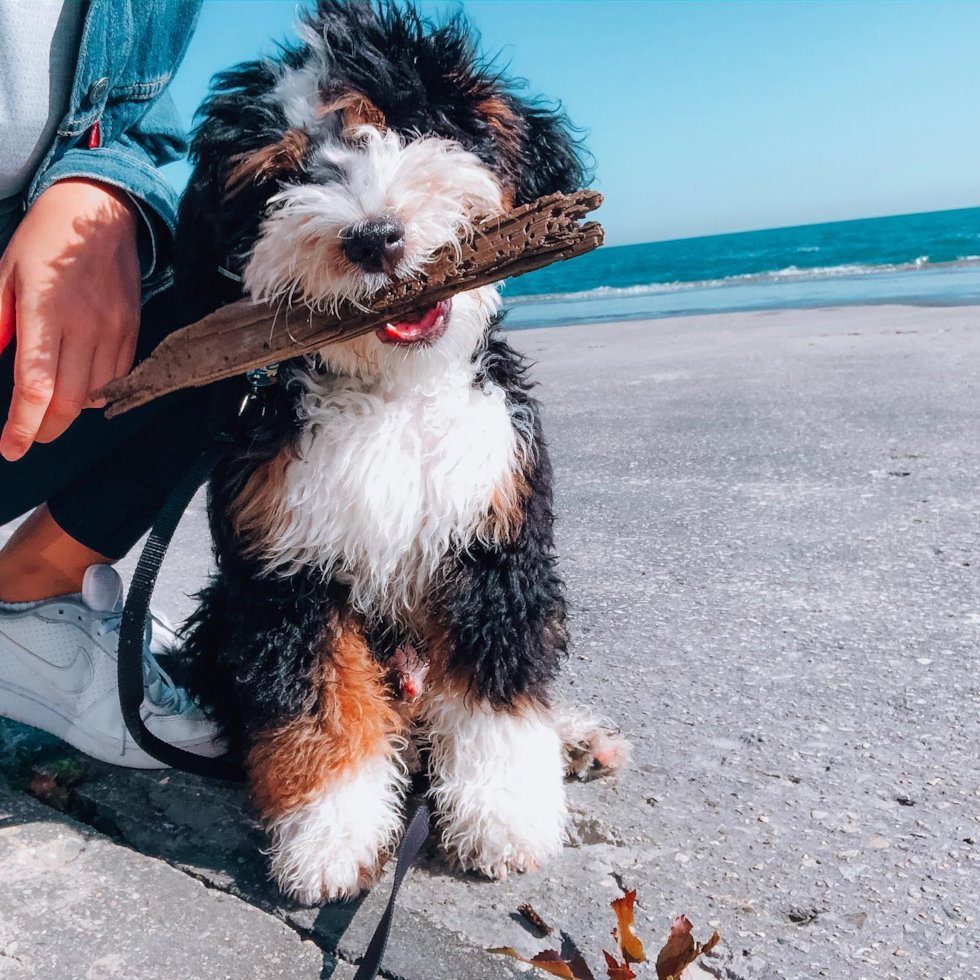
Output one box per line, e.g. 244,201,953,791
319,89,386,133
227,447,296,555
478,97,519,145
478,465,530,545
247,615,403,820
478,96,521,207
226,128,309,196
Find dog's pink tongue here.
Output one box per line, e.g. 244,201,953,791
378,300,450,344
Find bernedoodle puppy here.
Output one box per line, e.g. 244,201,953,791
174,0,628,903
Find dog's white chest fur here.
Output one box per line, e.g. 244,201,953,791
268,364,518,623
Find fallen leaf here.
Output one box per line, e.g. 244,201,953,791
610,890,646,963
489,946,594,980
29,774,63,805
655,916,720,980
519,902,553,937
602,950,637,980
28,759,86,811
45,757,86,786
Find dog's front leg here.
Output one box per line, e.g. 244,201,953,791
247,615,407,904
423,686,567,878
424,434,570,878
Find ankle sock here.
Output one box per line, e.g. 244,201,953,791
0,597,56,612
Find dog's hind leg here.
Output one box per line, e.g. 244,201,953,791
247,614,407,904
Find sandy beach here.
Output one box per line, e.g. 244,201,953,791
2,302,978,979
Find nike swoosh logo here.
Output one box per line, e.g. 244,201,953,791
0,634,96,695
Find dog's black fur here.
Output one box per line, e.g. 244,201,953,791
177,0,585,747
171,1,597,892
175,0,588,317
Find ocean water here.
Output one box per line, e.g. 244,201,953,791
502,206,980,329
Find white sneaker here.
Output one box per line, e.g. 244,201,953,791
0,564,223,769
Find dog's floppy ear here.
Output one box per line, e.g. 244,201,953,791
511,102,592,206
174,60,309,311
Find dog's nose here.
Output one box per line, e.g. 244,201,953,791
341,218,406,274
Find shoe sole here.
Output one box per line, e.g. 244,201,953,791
0,679,217,771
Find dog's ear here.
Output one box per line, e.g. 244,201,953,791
173,165,227,316
510,101,592,206
174,60,309,311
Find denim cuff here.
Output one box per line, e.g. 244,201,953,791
26,147,178,304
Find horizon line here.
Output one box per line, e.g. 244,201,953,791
607,203,980,250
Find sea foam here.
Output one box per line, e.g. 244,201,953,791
505,255,980,306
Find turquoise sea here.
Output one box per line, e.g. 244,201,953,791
502,206,980,329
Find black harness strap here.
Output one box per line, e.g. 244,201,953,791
117,421,430,979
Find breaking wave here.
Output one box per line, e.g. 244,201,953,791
505,254,980,306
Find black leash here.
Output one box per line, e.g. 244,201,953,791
116,392,430,979
352,801,431,980
117,438,241,780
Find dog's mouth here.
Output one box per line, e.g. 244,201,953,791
376,299,452,346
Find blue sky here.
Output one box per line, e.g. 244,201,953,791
166,1,980,246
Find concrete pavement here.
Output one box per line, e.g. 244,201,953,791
1,303,979,979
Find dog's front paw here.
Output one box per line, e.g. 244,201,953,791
550,701,631,780
425,696,567,879
266,755,407,903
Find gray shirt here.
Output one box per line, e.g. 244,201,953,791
0,0,85,201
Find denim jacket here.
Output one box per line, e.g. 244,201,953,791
24,0,203,302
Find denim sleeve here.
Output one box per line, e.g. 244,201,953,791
30,92,188,303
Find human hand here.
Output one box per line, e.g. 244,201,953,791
0,178,141,461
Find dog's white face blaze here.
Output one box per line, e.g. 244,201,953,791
423,694,568,877
244,124,503,316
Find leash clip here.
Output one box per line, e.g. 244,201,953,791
237,365,281,422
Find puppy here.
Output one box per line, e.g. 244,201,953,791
175,1,627,903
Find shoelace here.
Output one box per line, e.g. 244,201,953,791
98,612,191,714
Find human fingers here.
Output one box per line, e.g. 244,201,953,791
34,324,97,444
82,335,131,409
0,299,61,461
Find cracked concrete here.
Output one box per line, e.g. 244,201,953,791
0,784,337,979
1,304,979,979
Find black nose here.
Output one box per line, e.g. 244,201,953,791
341,217,406,274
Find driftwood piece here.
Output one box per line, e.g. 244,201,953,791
101,190,603,417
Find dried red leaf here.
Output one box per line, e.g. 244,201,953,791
610,890,646,964
489,946,594,980
602,950,637,980
29,774,69,811
567,951,597,980
29,774,58,798
655,915,721,980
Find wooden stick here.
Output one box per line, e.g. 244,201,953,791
100,190,603,417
